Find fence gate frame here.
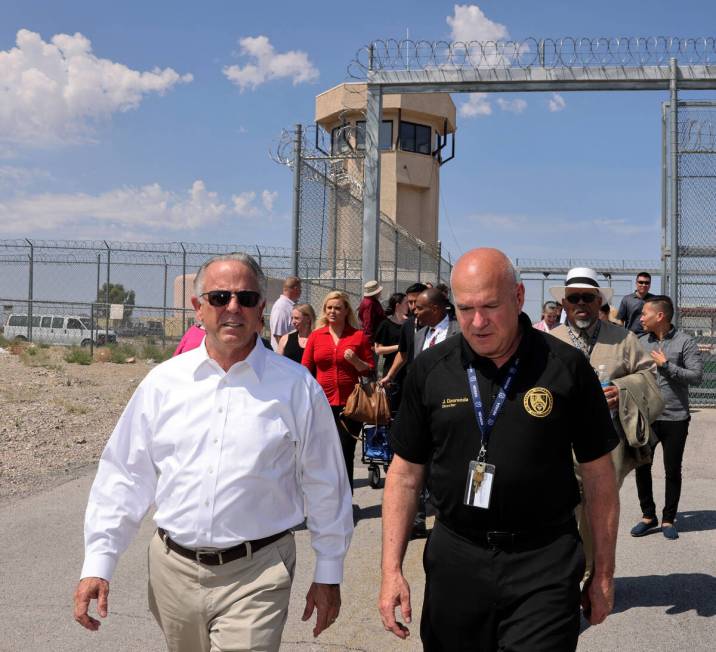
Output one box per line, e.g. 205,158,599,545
352,37,716,309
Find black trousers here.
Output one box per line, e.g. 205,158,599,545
421,521,585,652
635,419,690,523
330,406,361,492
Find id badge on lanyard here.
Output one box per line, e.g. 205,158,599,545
462,360,519,509
464,460,496,508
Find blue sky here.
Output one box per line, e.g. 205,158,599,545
1,0,715,271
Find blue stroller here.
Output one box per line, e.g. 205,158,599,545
361,423,393,489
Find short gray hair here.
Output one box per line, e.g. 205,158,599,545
193,252,267,300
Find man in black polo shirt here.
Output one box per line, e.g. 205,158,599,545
379,248,620,651
616,271,654,334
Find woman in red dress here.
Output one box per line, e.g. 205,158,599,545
302,290,374,491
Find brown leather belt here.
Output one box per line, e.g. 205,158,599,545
157,528,289,566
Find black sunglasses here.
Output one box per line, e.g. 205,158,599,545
565,292,598,305
201,290,261,308
637,280,651,285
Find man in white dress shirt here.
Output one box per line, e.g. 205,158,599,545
269,276,301,350
73,253,353,652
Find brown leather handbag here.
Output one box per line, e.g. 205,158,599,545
342,379,391,426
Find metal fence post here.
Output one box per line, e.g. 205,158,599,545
162,258,168,348
393,227,399,293
660,102,669,293
181,243,187,333
96,253,101,304
669,58,680,326
291,124,302,277
25,239,33,341
104,241,111,344
90,302,95,358
437,240,442,285
331,173,338,284
417,245,422,282
362,76,382,285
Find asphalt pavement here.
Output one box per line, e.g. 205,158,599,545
1,410,714,651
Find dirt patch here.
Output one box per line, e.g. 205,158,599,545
0,346,153,504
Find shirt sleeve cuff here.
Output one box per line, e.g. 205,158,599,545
80,553,118,582
313,557,344,584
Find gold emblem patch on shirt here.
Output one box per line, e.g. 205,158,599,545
523,387,553,418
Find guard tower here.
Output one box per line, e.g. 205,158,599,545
315,83,456,248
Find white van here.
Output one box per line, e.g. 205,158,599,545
3,314,116,347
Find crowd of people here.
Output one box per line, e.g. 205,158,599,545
73,251,705,652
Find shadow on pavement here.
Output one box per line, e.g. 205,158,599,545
613,573,716,617
675,510,716,533
355,504,382,522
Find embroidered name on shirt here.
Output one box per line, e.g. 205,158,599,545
441,397,469,408
523,387,553,418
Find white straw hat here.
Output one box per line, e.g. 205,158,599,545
549,267,614,304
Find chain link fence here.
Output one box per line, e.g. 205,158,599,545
294,156,452,311
0,240,292,351
679,103,716,405
663,102,716,405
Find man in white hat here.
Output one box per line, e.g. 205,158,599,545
358,280,385,346
549,267,656,578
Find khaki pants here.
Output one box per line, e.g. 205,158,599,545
575,440,631,579
148,530,296,652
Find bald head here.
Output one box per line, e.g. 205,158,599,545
451,248,525,367
451,248,519,292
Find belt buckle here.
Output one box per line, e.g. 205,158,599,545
486,531,515,548
194,548,222,565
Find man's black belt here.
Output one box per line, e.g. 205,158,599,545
157,528,289,566
440,518,577,551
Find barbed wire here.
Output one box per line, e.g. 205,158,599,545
271,125,365,197
0,239,293,267
348,37,716,78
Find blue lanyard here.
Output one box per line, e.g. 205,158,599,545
467,358,520,462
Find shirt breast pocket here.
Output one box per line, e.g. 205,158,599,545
225,413,297,473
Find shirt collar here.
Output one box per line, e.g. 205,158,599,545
192,334,268,381
431,314,450,332
647,325,676,342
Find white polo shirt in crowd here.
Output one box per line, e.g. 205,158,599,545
422,314,451,351
81,338,353,584
269,294,295,350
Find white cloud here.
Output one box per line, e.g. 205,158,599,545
0,165,51,189
591,218,653,237
496,98,527,114
447,4,509,42
459,93,492,117
0,180,227,235
223,36,318,91
548,93,567,112
231,189,278,216
232,191,259,217
261,190,278,211
0,29,193,148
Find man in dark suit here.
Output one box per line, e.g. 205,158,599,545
413,288,461,353
394,288,460,537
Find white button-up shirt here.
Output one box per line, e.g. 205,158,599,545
422,314,451,351
81,339,353,584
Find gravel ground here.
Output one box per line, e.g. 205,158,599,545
0,344,153,504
